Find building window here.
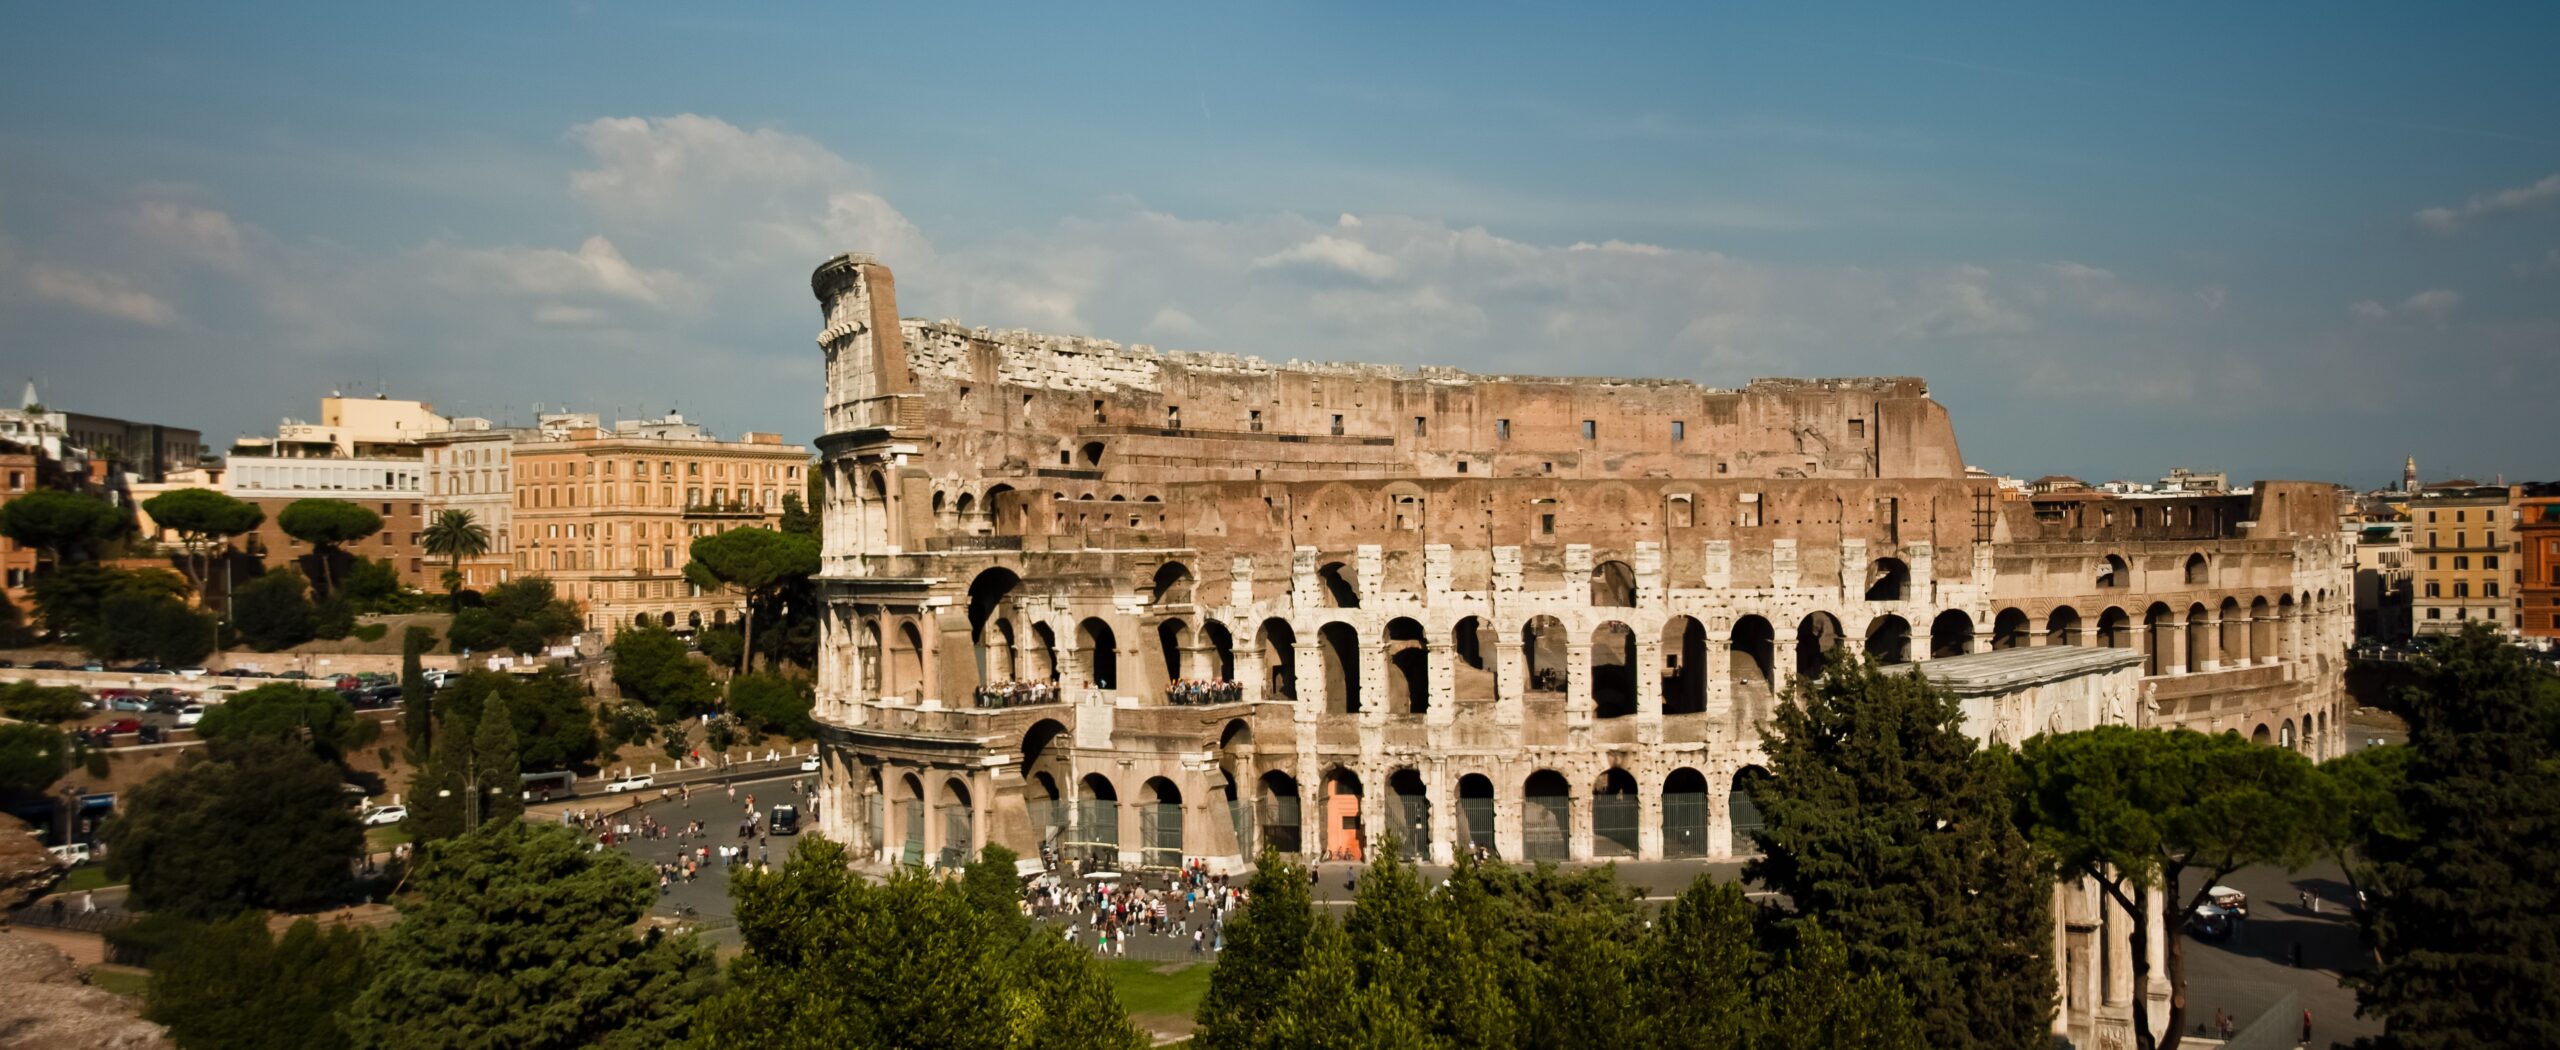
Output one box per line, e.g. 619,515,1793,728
2457,511,2467,522
1167,406,1181,428
2429,556,2440,570
2454,582,2469,598
2487,582,2501,598
2426,608,2441,619
2428,533,2438,547
1538,513,1556,536
1457,462,1468,474
1850,418,1866,440
1739,493,1763,528
1249,410,1263,432
1671,420,1685,442
1093,400,1107,424
2455,556,2470,570
1581,420,1596,441
1413,416,1427,437
1330,415,1344,436
1495,419,1510,440
2425,582,2440,598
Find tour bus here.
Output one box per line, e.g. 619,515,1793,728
521,770,578,802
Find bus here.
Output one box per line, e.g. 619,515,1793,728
521,770,578,802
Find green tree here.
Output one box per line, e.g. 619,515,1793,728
609,623,717,718
231,569,319,651
2318,743,2415,907
400,626,434,760
0,487,123,570
1342,840,1520,1047
143,487,264,597
405,716,467,846
0,722,72,801
337,557,404,613
102,737,364,917
196,683,379,762
2348,623,2560,1048
345,821,710,1050
1635,876,1759,1050
1197,851,1323,1049
694,623,744,669
682,526,817,673
469,693,526,827
143,913,371,1050
778,489,817,537
95,585,219,665
275,499,383,598
445,576,578,656
28,564,192,650
1751,926,1928,1050
428,669,600,776
726,672,816,740
2013,725,2327,1050
0,680,91,722
419,509,490,613
1747,654,2056,1050
692,835,1143,1049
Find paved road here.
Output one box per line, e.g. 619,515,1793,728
585,768,823,947
2177,859,2378,1046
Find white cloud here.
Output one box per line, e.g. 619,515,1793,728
1143,306,1203,339
125,201,246,269
1252,234,1403,282
25,266,175,325
534,304,603,325
2399,288,2463,319
418,235,691,308
2348,299,2392,323
2414,172,2560,234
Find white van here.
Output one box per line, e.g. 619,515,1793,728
605,772,654,794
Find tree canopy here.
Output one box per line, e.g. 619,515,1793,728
692,834,1144,1049
344,821,710,1050
2347,623,2560,1048
142,487,263,593
429,668,600,775
195,683,379,762
0,487,124,567
102,737,365,918
231,569,320,650
1747,654,2056,1050
0,722,72,802
143,913,371,1050
609,623,717,718
726,672,816,740
420,509,489,612
0,680,91,722
445,575,578,655
276,498,383,597
682,526,817,673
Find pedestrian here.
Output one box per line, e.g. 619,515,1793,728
2302,1009,2313,1044
81,891,95,914
1192,928,1204,954
2218,1010,2234,1040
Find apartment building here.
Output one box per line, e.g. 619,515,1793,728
2408,484,2513,637
2514,483,2560,643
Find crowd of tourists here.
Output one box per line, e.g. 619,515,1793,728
1025,859,1245,956
974,680,1061,708
1163,679,1243,706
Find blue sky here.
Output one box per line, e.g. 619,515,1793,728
3,3,2555,486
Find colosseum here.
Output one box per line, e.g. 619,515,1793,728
804,252,2350,880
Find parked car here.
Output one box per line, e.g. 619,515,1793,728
770,804,801,835
361,804,409,826
200,685,240,704
103,718,143,735
605,773,654,794
334,675,361,691
217,667,260,678
137,724,166,744
106,695,149,713
174,666,207,679
80,661,106,673
276,670,312,681
2206,885,2249,917
368,684,402,703
146,694,188,715
799,755,821,773
29,660,64,670
342,689,385,710
175,704,205,728
2187,903,2235,941
124,660,167,675
47,843,91,865
0,659,13,668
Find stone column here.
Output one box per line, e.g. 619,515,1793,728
2028,625,2050,648
2197,614,2221,673
1295,641,1328,717
1427,761,1457,864
1708,772,1734,860
1426,640,1458,726
1704,632,1733,718
2164,616,2188,676
1567,783,1594,862
1972,628,1994,654
1635,636,1665,718
1637,778,1664,859
1360,642,1389,723
1772,635,1798,694
1564,640,1595,724
1496,773,1524,860
2073,625,2101,648
1495,635,1526,724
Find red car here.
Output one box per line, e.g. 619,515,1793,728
103,718,143,735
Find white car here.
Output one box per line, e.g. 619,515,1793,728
605,773,653,793
799,756,820,772
361,804,408,826
47,843,92,865
174,667,208,679
175,705,205,728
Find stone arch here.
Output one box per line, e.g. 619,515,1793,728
860,620,884,694
2184,552,2210,586
937,778,974,867
2098,553,2128,589
2251,723,2271,745
1257,618,1297,701
2218,597,2247,666
1079,441,1105,467
1386,768,1431,854
1156,618,1190,696
1797,612,1843,680
1865,557,1910,602
891,620,927,701
1992,607,2031,650
2277,593,2297,660
1320,767,1366,861
1203,620,1236,682
1319,621,1361,714
863,470,891,552
1929,609,1974,658
1452,615,1492,701
966,568,1023,687
1074,773,1120,866
2187,603,2214,672
1217,717,1253,752
1077,616,1119,691
1864,615,1911,664
1150,561,1194,605
898,772,927,866
931,489,947,515
1457,773,1497,855
1730,765,1771,855
2047,605,2083,647
1386,616,1429,714
632,612,649,628
954,491,975,517
1663,616,1708,715
2143,603,2174,676
2279,719,2296,749
1593,767,1641,857
1317,561,1360,608
1027,621,1059,683
1522,769,1573,861
2097,606,2132,649
1259,770,1303,855
662,611,676,627
1730,615,1776,694
2250,596,2274,662
1592,621,1638,718
1662,767,1709,857
1590,559,1638,607
1140,777,1184,867
1523,615,1568,693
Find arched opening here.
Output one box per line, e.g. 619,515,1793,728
937,779,973,868
899,773,926,867
2219,597,2247,666
632,612,649,627
1730,615,1776,698
1079,441,1105,467
1522,770,1572,861
1149,561,1194,605
931,489,947,515
1156,619,1191,698
1319,622,1361,714
1593,768,1640,857
1592,621,1637,718
2098,553,2128,589
2279,719,2296,750
688,610,703,631
1387,769,1430,854
1864,615,1911,665
1993,608,2031,650
1027,621,1059,683
983,484,1015,529
1074,773,1120,867
1220,767,1250,857
966,568,1023,688
662,611,676,627
1797,612,1843,680
2250,597,2274,663
1258,771,1302,855
1077,617,1118,691
1930,609,1975,659
1204,620,1236,683
1317,562,1359,609
1452,616,1492,700
2249,723,2270,746
1663,616,1708,715
1730,765,1771,856
1523,615,1568,693
863,470,891,552
1019,719,1070,850
1457,774,1497,856
1386,617,1429,714
1865,557,1910,602
860,621,883,695
1590,559,1637,607
2184,553,2210,586
892,621,926,701
2143,603,2173,676
1140,777,1183,868
865,768,885,856
954,491,975,518
1257,618,1297,701
2047,606,2083,647
1321,768,1365,861
2187,603,2214,672
1662,768,1709,858
2097,607,2132,649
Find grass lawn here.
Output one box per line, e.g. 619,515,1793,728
88,965,150,999
1108,960,1213,1023
59,865,125,894
366,824,413,851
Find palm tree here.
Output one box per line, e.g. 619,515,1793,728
420,509,491,612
